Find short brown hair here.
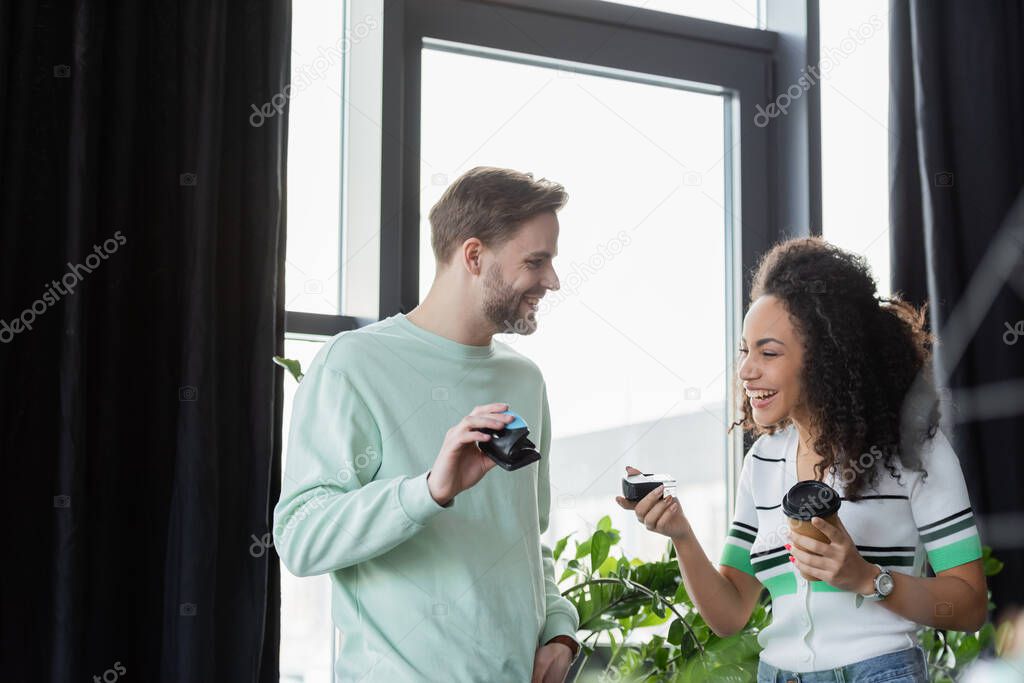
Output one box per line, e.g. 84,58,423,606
428,166,568,264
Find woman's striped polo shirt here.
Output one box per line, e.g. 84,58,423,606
719,425,982,673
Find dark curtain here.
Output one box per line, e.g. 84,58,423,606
0,1,289,681
890,0,1024,611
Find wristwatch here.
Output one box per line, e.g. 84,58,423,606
856,564,894,607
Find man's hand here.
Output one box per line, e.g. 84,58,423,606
531,642,572,683
786,516,877,594
426,403,514,506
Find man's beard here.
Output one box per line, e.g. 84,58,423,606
482,263,537,335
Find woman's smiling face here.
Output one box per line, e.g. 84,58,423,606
738,295,806,427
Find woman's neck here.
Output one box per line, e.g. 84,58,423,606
792,416,825,479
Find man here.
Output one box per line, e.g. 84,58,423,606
274,167,580,682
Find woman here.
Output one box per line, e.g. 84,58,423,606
616,238,987,682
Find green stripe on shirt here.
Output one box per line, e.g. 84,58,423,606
810,581,845,593
764,573,796,598
927,534,982,572
720,543,755,575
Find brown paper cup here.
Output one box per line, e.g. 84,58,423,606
786,512,839,580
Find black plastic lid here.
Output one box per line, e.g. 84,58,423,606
782,481,841,520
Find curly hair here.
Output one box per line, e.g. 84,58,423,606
732,238,939,500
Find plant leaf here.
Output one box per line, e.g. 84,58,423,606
953,634,981,665
977,622,995,649
650,594,666,619
606,592,647,618
633,608,670,628
273,356,304,382
667,618,685,645
598,555,619,577
591,530,612,571
617,557,631,578
674,581,692,606
553,534,570,561
581,616,620,632
983,555,1004,576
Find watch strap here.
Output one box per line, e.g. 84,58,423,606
855,564,889,608
546,635,580,662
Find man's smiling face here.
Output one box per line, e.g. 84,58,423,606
479,211,561,335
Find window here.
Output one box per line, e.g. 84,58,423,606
389,0,778,567
819,0,891,296
418,43,731,562
284,0,344,315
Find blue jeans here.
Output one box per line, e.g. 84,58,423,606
757,646,929,683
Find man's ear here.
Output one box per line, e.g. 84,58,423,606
461,238,484,275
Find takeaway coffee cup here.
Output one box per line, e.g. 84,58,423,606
782,480,842,581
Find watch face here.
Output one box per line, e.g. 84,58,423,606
878,573,895,596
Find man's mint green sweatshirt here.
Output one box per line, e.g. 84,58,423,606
273,314,579,681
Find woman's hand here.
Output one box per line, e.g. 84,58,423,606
615,466,691,541
786,516,877,594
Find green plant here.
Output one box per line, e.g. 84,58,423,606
919,545,1003,682
556,519,1003,683
555,517,768,682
